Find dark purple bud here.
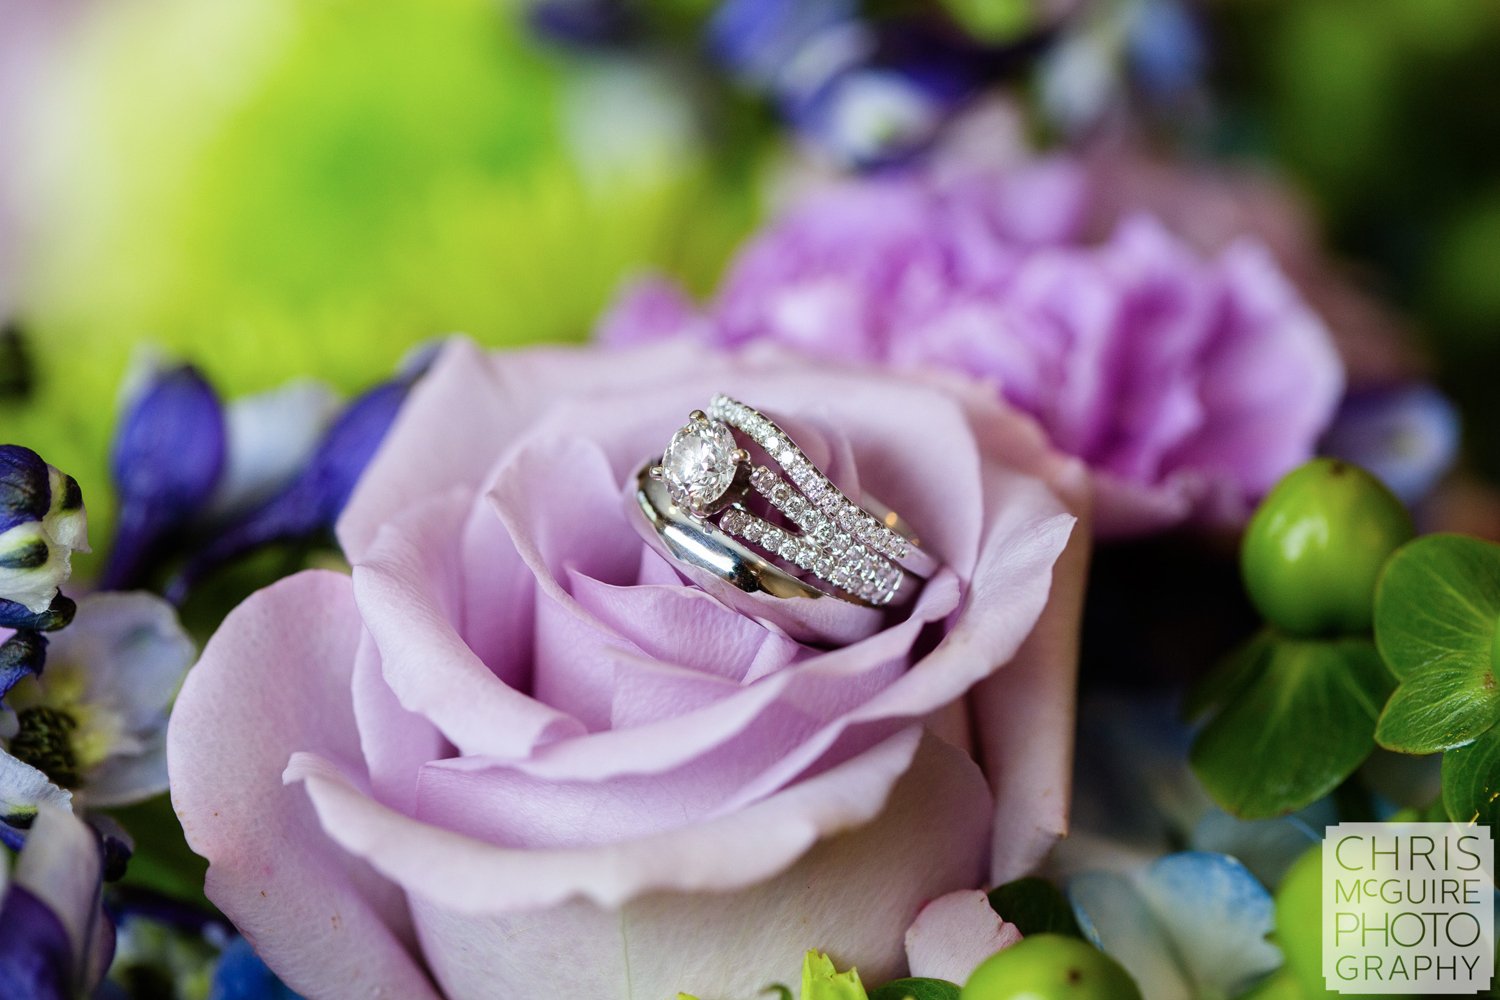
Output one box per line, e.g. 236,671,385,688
528,0,637,48
85,814,135,883
0,631,47,701
101,365,226,590
169,377,413,601
0,594,75,632
1320,383,1461,506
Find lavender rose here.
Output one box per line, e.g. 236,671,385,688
599,167,1344,536
167,338,1088,997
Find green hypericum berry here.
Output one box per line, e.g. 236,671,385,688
1241,459,1414,637
961,935,1143,1000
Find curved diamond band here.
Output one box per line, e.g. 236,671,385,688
638,396,935,607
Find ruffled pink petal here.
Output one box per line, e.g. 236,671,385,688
594,274,707,347
166,571,440,1000
905,889,1023,983
285,728,991,997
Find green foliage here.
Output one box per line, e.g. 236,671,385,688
986,877,1082,939
803,952,869,1000
1190,632,1395,818
1373,534,1500,753
1442,724,1500,828
868,978,961,1000
10,0,758,567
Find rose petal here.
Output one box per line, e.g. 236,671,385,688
905,889,1023,983
166,570,440,1000
352,489,585,757
286,728,990,997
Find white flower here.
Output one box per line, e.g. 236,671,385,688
0,592,194,829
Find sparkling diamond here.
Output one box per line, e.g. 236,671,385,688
742,520,764,543
661,419,738,508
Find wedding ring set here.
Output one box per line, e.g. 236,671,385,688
633,395,934,608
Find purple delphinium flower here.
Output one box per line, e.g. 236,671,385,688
100,365,226,591
598,170,1343,535
0,445,88,614
168,373,417,600
1320,383,1460,506
0,804,115,999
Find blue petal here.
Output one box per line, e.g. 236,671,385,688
101,364,226,590
1071,852,1282,1000
708,0,860,89
209,936,304,1000
1127,0,1207,100
0,631,47,702
1320,383,1461,505
168,377,412,599
0,595,75,633
1189,801,1334,890
0,446,52,536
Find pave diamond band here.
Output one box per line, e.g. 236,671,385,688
641,396,934,607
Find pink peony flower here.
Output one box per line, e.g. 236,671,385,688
167,338,1090,997
600,167,1344,536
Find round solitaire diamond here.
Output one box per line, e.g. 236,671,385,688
661,420,738,509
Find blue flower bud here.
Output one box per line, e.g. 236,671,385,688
0,445,88,614
0,594,76,633
169,376,413,600
101,365,226,591
1320,383,1461,506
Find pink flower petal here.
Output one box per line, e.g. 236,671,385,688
166,571,440,999
285,728,990,997
905,889,1024,983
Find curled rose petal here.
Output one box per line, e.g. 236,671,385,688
905,889,1023,984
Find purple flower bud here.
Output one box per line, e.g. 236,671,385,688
528,0,637,48
0,631,47,702
169,377,413,600
1320,383,1461,506
101,365,226,591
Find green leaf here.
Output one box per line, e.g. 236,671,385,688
987,877,1083,938
1374,534,1500,752
1184,629,1277,723
1191,636,1395,818
802,952,868,1000
1443,723,1500,827
867,979,961,1000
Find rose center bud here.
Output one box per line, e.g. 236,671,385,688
9,705,81,788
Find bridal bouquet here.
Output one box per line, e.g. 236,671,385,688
0,1,1495,998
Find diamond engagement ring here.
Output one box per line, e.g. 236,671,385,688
632,395,936,607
